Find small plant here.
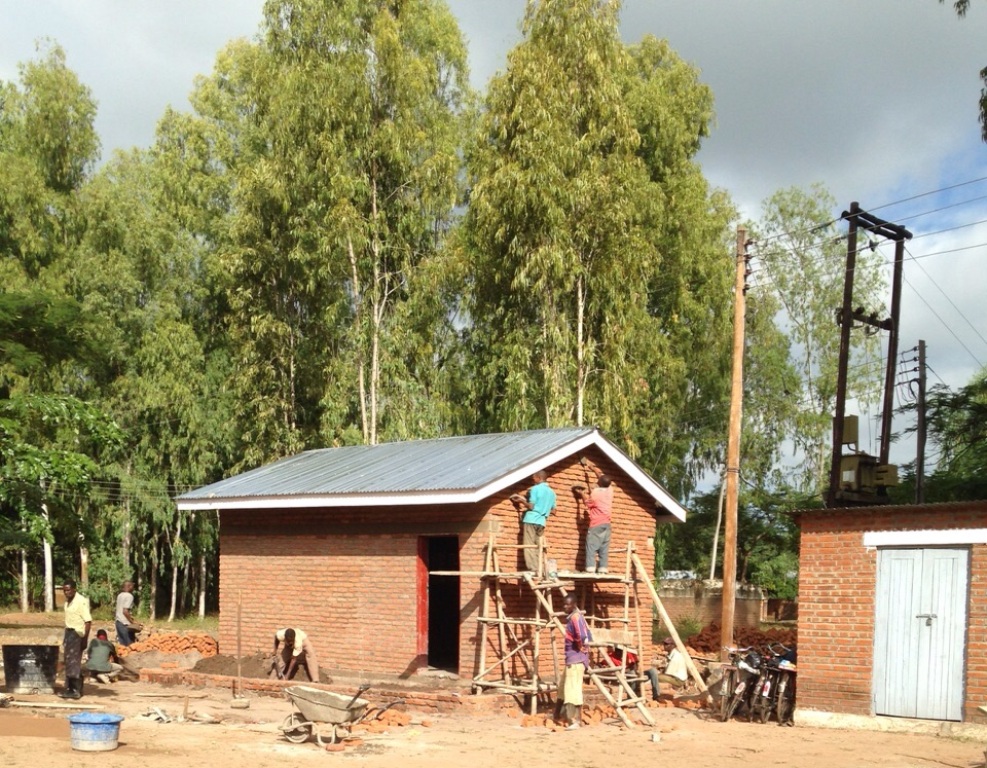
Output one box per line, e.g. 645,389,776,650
652,614,703,644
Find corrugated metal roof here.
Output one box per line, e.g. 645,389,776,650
178,427,597,500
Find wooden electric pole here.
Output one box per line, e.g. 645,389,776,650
916,339,927,504
721,227,748,659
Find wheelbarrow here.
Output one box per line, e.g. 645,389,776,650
279,684,403,746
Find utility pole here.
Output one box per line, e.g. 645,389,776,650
827,203,912,507
916,339,927,504
721,227,748,659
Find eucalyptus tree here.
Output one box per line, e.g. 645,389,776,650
752,185,886,497
464,0,735,485
182,0,471,462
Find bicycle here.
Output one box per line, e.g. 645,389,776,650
719,646,762,722
749,642,796,726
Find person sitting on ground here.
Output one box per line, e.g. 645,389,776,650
86,629,123,684
270,628,323,683
657,636,689,691
573,457,614,574
605,644,660,701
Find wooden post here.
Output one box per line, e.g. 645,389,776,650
721,226,747,659
236,591,242,697
916,339,927,504
630,553,707,691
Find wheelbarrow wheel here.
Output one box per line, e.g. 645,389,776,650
281,713,312,744
315,724,338,747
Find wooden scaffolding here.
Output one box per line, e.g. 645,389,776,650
466,530,659,726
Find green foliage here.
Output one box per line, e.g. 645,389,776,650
751,185,886,497
895,369,987,501
664,485,803,598
463,0,734,488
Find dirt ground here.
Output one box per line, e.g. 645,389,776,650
193,652,333,682
3,613,986,767
1,678,986,768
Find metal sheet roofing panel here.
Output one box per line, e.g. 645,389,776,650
178,427,596,500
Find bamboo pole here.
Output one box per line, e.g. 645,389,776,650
631,553,707,691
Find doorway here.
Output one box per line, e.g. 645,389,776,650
420,536,460,672
873,547,968,720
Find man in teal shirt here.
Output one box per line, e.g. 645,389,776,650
515,470,556,573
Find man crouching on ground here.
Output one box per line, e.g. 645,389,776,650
270,628,324,683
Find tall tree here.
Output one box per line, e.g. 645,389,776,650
752,185,886,497
464,0,734,487
181,0,471,463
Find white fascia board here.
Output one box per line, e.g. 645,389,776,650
863,528,987,548
176,488,487,511
176,429,688,522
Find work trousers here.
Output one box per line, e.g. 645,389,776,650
522,523,545,572
63,628,84,679
585,522,611,571
115,619,133,646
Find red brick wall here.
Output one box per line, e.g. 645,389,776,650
218,447,670,680
798,501,987,721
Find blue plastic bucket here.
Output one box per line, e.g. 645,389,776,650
67,713,125,752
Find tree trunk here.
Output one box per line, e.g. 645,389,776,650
348,235,369,444
576,273,585,427
42,502,53,613
19,545,29,612
198,554,207,619
149,564,158,622
369,177,382,447
168,515,182,622
79,543,89,590
122,494,131,571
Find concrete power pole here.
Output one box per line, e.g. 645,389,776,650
916,339,927,504
721,227,749,658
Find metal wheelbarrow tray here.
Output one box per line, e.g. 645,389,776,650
280,684,401,745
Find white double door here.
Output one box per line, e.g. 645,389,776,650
873,547,967,721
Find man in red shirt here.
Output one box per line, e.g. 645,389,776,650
575,458,613,573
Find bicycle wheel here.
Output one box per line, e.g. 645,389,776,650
776,675,794,726
723,687,746,722
753,672,775,724
718,669,736,722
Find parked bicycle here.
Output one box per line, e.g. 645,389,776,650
718,646,763,722
749,642,797,726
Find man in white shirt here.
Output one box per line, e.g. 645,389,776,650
657,636,688,690
271,628,322,682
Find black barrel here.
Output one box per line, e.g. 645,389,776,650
2,644,59,694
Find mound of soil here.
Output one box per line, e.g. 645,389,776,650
192,652,331,682
687,622,797,656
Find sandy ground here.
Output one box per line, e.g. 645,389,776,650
1,679,985,768
3,614,986,767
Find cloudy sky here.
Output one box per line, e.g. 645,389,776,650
4,0,986,470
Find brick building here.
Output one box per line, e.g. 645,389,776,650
797,500,987,723
176,427,686,680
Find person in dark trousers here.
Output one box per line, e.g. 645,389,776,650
511,470,556,573
573,457,614,573
115,580,138,646
59,579,91,699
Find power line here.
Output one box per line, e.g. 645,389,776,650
904,245,987,352
902,275,984,370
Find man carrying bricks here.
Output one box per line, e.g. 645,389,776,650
560,593,591,730
270,627,323,682
511,470,556,574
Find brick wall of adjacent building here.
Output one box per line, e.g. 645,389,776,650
217,446,670,681
798,501,987,722
657,581,766,630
